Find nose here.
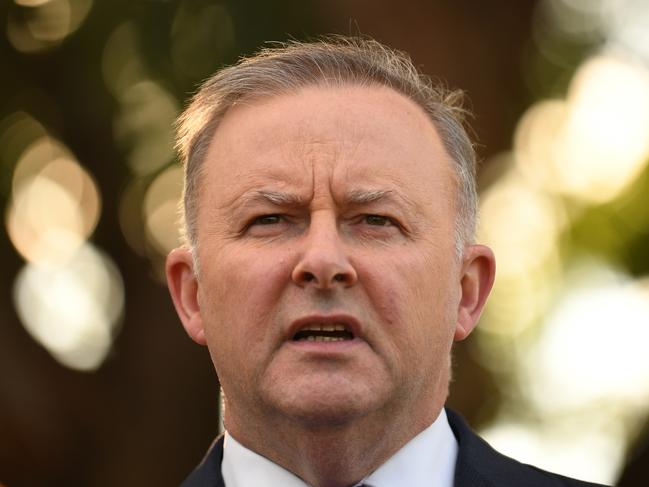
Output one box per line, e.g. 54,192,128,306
291,214,358,289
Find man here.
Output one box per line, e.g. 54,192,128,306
166,36,606,487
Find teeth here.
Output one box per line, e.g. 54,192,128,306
301,322,349,332
302,335,346,342
293,322,354,342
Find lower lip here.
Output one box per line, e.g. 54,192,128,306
286,337,363,353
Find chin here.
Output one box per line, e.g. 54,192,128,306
276,402,369,429
264,382,385,429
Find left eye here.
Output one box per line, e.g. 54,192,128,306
364,214,392,226
252,214,283,225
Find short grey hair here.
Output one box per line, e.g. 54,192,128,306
175,35,478,256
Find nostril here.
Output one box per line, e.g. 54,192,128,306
303,271,316,282
291,262,357,288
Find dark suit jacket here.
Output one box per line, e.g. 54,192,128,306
181,408,609,486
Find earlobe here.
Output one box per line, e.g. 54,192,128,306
455,244,496,341
165,247,207,345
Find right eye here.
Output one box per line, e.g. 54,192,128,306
363,214,393,226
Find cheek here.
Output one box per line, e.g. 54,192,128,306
361,248,458,343
198,244,295,348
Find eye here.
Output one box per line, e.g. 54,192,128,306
364,214,393,226
251,214,283,225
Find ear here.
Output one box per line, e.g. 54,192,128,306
166,247,207,345
455,244,496,341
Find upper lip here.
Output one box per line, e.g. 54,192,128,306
287,314,362,341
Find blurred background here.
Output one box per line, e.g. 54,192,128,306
1,0,648,485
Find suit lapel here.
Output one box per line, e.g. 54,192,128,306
446,408,494,487
181,435,226,487
446,408,607,487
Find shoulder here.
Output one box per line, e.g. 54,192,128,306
446,409,610,487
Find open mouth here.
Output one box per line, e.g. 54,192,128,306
292,323,355,342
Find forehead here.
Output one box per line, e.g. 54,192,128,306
201,85,456,206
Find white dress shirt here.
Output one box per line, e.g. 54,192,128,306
221,409,458,487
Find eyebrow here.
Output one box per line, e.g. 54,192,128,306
345,189,420,215
346,189,395,205
229,188,419,213
228,190,308,210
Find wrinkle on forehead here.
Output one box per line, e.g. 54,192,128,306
224,185,426,226
200,84,458,226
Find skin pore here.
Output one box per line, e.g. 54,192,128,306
166,85,495,487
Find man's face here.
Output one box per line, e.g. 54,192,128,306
169,85,491,432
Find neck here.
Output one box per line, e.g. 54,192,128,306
226,395,446,487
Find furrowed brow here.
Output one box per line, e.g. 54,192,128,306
346,189,393,205
233,190,307,209
345,189,417,210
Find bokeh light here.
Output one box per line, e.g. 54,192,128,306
536,0,613,41
13,243,124,371
556,55,649,202
118,177,149,257
101,21,148,97
144,165,183,257
6,0,93,53
15,0,55,7
103,20,185,271
481,410,626,484
479,167,566,278
477,162,567,336
606,0,649,61
0,112,48,194
524,262,649,410
6,136,101,266
4,129,117,372
479,259,561,339
515,56,649,204
514,99,569,191
481,260,649,485
113,80,179,176
477,1,649,482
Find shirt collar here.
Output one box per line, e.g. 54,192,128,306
362,408,458,487
222,432,307,487
221,409,458,487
